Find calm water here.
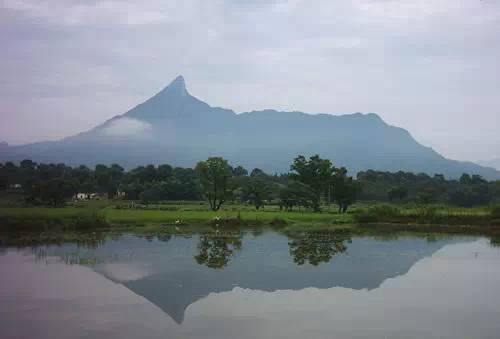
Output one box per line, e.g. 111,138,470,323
1,230,500,339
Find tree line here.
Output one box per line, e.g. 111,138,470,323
1,156,499,210
196,155,359,212
358,170,500,207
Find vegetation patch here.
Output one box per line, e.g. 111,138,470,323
1,155,500,236
353,203,496,227
0,207,109,232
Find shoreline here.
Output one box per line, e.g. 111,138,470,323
1,203,500,237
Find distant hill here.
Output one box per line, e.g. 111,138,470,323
478,158,500,171
2,75,499,179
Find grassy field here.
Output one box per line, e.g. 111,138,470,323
0,203,354,230
1,200,500,235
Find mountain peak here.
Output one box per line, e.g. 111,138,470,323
168,75,186,91
171,75,185,88
157,75,188,98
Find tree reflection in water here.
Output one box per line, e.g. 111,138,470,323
288,231,352,266
195,232,242,269
0,231,108,250
490,235,500,247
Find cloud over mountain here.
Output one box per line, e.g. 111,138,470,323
102,117,152,138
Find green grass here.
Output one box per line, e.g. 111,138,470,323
105,206,354,226
0,203,354,232
1,201,500,235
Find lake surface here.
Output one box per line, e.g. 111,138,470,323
1,230,500,339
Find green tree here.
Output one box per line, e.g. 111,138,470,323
94,164,113,196
388,186,408,201
233,166,248,177
196,157,233,211
244,176,270,210
0,165,6,190
290,154,335,212
416,187,439,204
170,167,201,200
119,182,145,200
33,178,77,206
139,186,163,204
279,181,315,211
459,173,472,185
73,165,94,189
334,177,360,213
250,168,265,177
157,164,173,180
449,184,491,207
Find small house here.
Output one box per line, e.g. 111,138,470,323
75,193,90,200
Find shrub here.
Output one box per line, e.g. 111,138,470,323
354,204,400,223
491,205,500,219
414,205,443,224
71,209,109,230
269,217,288,227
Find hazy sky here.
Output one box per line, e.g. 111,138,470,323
1,0,499,161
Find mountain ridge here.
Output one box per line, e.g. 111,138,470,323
478,158,500,171
1,76,499,179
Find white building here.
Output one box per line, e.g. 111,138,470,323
75,193,90,200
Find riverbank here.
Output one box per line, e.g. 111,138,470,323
1,202,499,236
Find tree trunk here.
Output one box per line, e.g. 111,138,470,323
215,199,224,211
342,204,348,213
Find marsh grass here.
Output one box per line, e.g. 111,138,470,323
354,203,494,226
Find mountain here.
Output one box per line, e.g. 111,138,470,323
478,158,500,171
2,75,499,179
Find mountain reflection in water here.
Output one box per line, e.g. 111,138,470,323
0,231,465,324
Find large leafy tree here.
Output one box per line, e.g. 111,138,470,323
279,181,315,211
244,175,270,210
449,181,492,207
31,178,77,206
169,167,201,200
93,164,124,197
388,186,408,201
157,164,173,181
94,164,113,196
196,157,233,211
232,166,248,177
334,177,360,213
290,154,336,211
119,182,146,200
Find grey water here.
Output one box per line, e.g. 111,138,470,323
1,231,500,339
